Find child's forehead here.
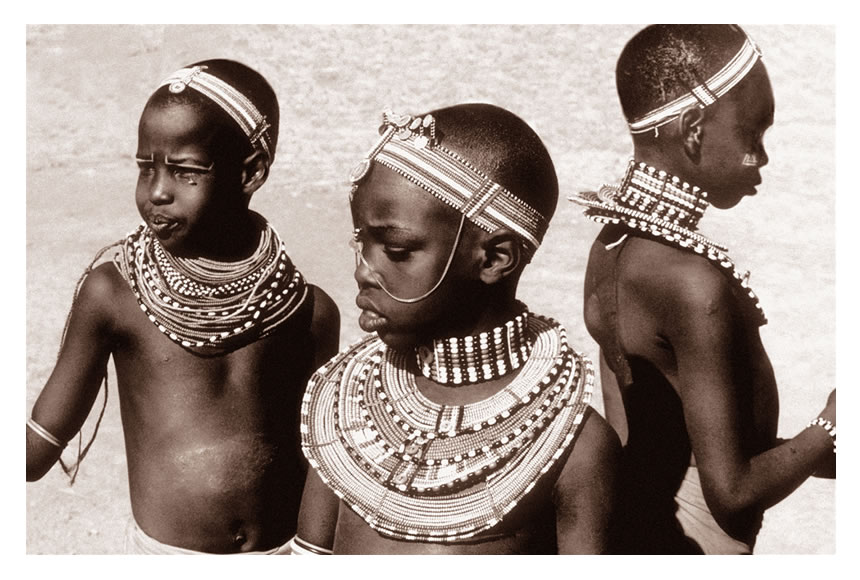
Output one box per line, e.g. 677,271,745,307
138,102,222,145
727,69,775,125
352,166,459,226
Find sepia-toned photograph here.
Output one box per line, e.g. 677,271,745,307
24,22,837,561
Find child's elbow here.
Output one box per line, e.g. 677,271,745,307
26,457,55,482
703,482,759,531
26,435,61,482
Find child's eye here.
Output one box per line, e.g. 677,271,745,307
136,163,155,176
383,247,411,262
172,168,200,182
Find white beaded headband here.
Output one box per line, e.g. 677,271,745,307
349,109,549,252
159,65,274,160
628,36,762,135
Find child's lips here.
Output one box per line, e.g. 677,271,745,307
359,309,389,332
356,295,388,332
149,215,179,235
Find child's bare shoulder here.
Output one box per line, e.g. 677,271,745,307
308,285,339,329
73,262,130,313
552,408,620,506
623,237,738,315
567,409,621,474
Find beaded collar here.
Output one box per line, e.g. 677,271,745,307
570,160,766,325
114,214,309,350
416,308,532,386
301,314,593,543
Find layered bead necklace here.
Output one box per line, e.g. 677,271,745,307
114,214,308,350
301,313,594,542
416,308,532,386
571,160,766,325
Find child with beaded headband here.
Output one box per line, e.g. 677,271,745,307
25,59,340,554
570,25,835,554
295,103,620,555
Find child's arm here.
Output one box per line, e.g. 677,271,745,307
667,271,835,529
27,265,117,481
553,409,621,554
294,468,340,553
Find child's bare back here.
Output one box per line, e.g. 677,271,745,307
572,25,835,554
583,225,779,550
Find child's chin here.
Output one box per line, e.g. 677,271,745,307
375,329,421,353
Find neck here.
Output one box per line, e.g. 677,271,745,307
416,299,531,386
182,210,261,261
617,157,710,231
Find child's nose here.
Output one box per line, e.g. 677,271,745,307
758,148,769,168
353,251,379,289
149,171,173,204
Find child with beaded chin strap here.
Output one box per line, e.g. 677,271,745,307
294,104,621,555
571,25,836,554
25,59,340,554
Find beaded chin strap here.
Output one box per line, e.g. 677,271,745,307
159,65,274,161
349,109,549,256
628,35,762,135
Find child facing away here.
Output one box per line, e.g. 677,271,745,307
293,104,620,555
26,59,340,554
571,25,836,554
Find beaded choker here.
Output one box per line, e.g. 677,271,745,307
416,309,532,386
301,314,593,542
570,160,766,324
114,214,309,350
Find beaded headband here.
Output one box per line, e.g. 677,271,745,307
159,65,274,160
628,36,762,135
349,109,549,253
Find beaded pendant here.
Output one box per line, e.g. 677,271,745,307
570,160,766,325
301,313,593,542
114,214,309,350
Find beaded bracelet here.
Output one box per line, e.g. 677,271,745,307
807,417,836,454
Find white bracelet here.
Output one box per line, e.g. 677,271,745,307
27,418,66,449
807,417,836,454
287,535,333,555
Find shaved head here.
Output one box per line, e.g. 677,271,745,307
616,25,751,124
425,103,559,225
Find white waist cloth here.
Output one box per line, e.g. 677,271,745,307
675,465,752,555
125,519,291,555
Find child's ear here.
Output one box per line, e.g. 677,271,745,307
241,150,270,196
479,229,521,285
679,106,705,164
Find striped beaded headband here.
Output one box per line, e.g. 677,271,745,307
159,66,274,160
628,36,762,135
349,109,549,252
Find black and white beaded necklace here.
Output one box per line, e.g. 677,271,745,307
114,214,309,350
571,160,766,325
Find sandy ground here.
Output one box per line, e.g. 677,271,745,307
24,25,835,555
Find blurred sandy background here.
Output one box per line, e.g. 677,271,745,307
25,24,835,554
